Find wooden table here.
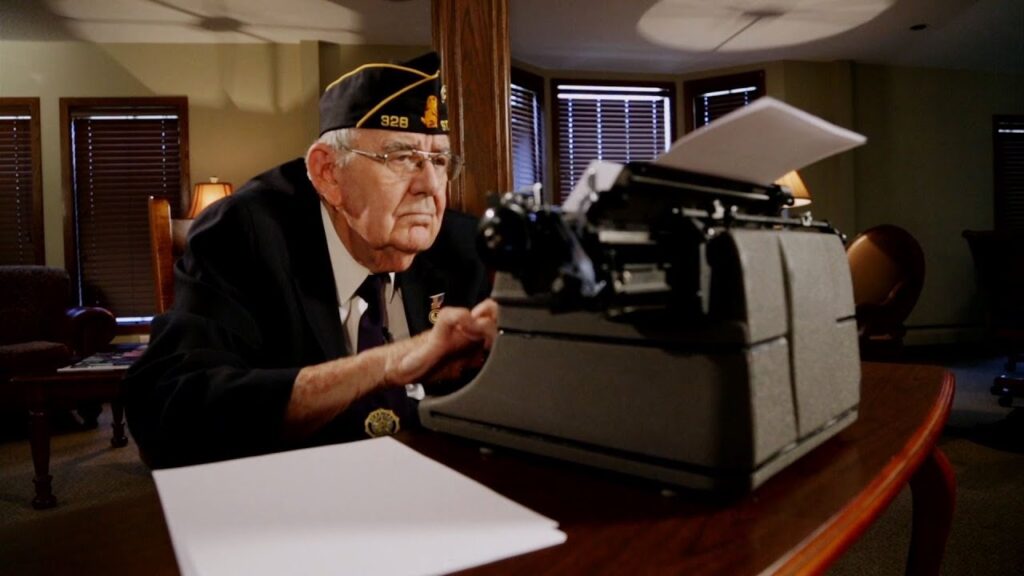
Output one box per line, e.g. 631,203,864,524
7,368,129,509
0,363,955,575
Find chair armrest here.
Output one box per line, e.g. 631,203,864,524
63,306,116,357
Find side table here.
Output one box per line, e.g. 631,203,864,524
8,368,129,509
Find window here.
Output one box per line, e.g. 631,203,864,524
0,98,44,265
553,81,675,203
60,97,189,319
510,67,544,193
994,115,1024,233
683,70,765,132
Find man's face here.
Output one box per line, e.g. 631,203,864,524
331,129,449,270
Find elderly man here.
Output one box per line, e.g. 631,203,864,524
125,52,496,468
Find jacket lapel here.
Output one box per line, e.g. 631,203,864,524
289,189,347,359
399,257,446,336
294,259,347,359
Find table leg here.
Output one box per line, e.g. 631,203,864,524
28,408,57,509
111,401,128,448
906,447,956,575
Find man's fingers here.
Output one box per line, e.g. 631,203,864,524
391,302,500,385
471,298,498,321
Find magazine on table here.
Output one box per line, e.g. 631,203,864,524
58,344,147,372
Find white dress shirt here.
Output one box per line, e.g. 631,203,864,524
319,203,424,399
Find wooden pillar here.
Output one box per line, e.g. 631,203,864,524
432,0,511,216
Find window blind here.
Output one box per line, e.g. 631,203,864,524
555,84,672,203
68,104,187,317
693,87,761,128
511,82,543,192
684,70,765,132
994,115,1024,232
0,99,43,265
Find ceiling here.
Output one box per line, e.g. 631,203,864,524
2,0,1022,75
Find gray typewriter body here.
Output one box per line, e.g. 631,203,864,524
419,162,860,492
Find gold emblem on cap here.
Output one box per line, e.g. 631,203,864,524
364,408,400,438
428,292,445,325
421,95,439,129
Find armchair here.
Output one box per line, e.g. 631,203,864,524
963,230,1024,408
0,266,116,378
148,197,192,314
846,225,925,358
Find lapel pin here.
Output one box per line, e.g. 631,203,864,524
364,408,400,438
428,292,445,325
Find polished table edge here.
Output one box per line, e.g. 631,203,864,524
766,368,956,575
0,363,957,576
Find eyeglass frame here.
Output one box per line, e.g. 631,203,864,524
337,145,464,180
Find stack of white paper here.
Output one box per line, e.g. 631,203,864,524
154,438,566,576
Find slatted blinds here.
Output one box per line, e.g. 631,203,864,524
66,100,187,318
994,116,1024,232
0,99,43,265
511,82,543,193
554,83,673,204
684,70,765,131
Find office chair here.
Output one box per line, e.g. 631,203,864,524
846,224,926,357
963,230,1024,408
147,197,191,314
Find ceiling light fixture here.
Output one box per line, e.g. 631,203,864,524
637,0,897,53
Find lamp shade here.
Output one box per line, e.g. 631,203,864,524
187,177,233,218
775,170,811,208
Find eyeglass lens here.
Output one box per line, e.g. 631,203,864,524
388,151,461,178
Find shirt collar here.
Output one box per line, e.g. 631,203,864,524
319,202,395,305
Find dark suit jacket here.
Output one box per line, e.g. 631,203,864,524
125,158,490,468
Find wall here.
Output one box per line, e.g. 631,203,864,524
5,37,1022,340
852,65,1024,340
0,41,310,266
775,61,857,238
0,40,427,268
523,59,1024,341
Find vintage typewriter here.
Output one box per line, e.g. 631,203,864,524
419,161,861,492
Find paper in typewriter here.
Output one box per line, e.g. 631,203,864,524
154,437,566,576
655,96,866,185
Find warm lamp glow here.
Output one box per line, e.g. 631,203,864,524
775,170,811,208
187,177,233,218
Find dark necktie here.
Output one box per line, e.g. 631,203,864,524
352,273,412,438
356,274,389,351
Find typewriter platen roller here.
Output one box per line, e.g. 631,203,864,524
419,161,860,492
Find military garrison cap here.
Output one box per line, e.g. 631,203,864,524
319,51,449,136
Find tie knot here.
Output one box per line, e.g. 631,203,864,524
356,274,387,303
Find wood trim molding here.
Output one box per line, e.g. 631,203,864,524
432,0,511,216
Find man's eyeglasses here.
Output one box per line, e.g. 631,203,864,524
340,146,464,180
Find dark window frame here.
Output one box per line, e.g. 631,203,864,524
550,78,677,204
59,96,190,318
0,97,44,265
683,70,765,133
994,115,1024,233
510,66,546,194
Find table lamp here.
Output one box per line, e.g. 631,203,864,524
776,170,811,208
187,177,233,218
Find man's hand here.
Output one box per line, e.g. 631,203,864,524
287,299,498,439
384,298,498,386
